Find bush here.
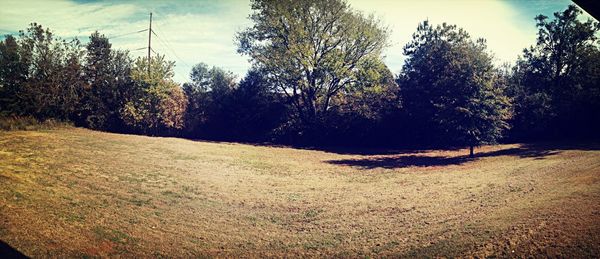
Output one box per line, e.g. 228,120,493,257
0,116,71,131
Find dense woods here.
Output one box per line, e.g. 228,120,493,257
508,5,600,141
0,1,598,152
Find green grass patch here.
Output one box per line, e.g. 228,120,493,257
93,226,133,244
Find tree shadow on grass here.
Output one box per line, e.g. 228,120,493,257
327,154,470,169
0,240,27,258
193,138,429,156
478,146,561,159
325,143,585,170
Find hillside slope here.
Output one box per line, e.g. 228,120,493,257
1,128,599,257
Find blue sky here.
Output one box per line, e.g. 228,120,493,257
0,0,593,83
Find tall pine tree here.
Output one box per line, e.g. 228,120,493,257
398,21,512,156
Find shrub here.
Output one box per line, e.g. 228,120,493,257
0,116,71,131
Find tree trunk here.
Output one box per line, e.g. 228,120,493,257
469,145,474,157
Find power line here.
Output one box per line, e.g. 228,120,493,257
108,29,148,40
1,28,148,41
153,33,194,74
151,26,194,72
3,12,192,80
138,11,194,81
148,12,152,75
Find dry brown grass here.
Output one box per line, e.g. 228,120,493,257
0,127,599,257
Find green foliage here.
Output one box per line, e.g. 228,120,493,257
120,55,187,134
78,32,134,130
5,23,85,119
319,57,400,145
1,3,598,147
181,64,289,142
337,57,399,121
0,24,187,137
237,0,389,127
230,69,288,141
509,5,600,140
398,21,512,150
183,62,237,135
0,115,71,131
0,35,27,114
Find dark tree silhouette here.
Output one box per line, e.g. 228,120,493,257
509,5,600,140
398,21,512,156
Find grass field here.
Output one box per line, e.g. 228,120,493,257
1,127,599,257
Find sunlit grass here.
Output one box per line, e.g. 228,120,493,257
0,127,599,257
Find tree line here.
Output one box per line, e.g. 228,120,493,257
1,0,598,155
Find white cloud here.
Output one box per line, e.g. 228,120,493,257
1,0,579,83
0,0,138,37
0,0,252,83
347,0,539,74
138,10,253,82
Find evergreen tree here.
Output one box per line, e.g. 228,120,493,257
398,21,512,156
0,35,27,115
80,32,134,130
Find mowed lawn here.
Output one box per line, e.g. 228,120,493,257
1,128,599,257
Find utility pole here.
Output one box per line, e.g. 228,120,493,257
147,12,152,75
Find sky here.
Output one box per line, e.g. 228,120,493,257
0,0,594,83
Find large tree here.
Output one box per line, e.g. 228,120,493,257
398,21,512,156
237,0,388,128
323,56,400,145
79,32,134,130
13,23,85,120
183,64,287,141
230,69,287,141
509,5,600,140
182,63,237,137
0,35,27,114
120,55,187,134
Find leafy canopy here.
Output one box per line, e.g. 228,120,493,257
399,21,512,151
237,0,389,124
509,5,600,139
121,55,187,133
